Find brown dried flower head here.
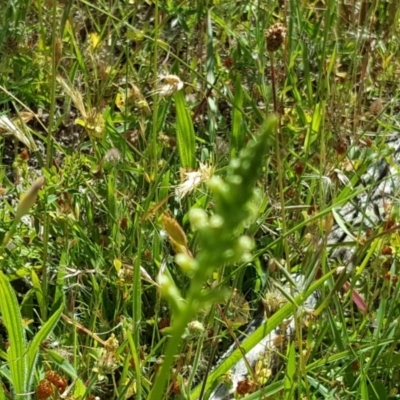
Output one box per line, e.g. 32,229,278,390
36,379,53,400
236,378,256,396
266,23,287,52
369,98,383,115
45,370,68,394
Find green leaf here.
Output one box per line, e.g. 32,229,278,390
174,90,196,169
0,271,27,398
74,378,87,398
368,380,387,400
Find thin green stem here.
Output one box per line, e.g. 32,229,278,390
147,291,198,400
150,0,160,179
41,0,58,321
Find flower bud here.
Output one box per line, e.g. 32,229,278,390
189,208,208,230
175,253,198,274
15,176,45,222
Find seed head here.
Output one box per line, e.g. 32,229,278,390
155,74,184,97
265,23,287,52
103,148,121,165
175,163,213,200
188,320,204,334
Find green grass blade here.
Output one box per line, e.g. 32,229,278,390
26,299,63,388
284,342,296,398
304,101,322,156
30,270,45,322
0,271,27,398
174,90,196,169
242,380,285,399
230,73,244,158
125,326,142,399
359,359,368,399
205,10,217,143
